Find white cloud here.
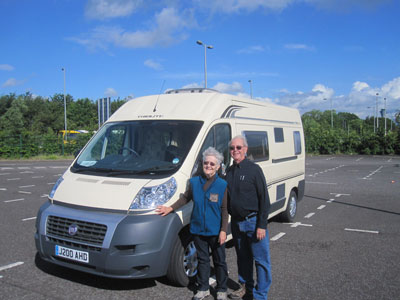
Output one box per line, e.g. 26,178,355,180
0,64,14,71
195,0,390,14
85,0,142,20
71,7,196,50
284,43,315,51
104,87,118,97
212,81,243,94
352,81,369,92
237,45,267,54
144,59,163,70
381,77,400,100
1,78,24,88
181,82,203,89
194,0,294,14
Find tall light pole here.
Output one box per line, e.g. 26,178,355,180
61,67,67,140
375,92,379,131
196,40,213,88
324,98,333,128
384,97,387,136
248,80,253,99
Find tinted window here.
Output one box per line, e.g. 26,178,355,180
274,127,284,143
293,131,302,155
192,124,231,176
243,131,269,161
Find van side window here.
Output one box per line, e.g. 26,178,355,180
192,124,231,176
242,131,269,162
293,131,302,155
274,127,284,143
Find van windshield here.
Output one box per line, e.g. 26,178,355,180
72,120,203,177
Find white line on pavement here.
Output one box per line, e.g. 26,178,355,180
317,205,326,210
41,194,48,198
22,217,36,221
304,212,315,219
7,178,21,181
0,188,7,191
0,262,24,272
32,176,44,178
19,185,35,188
0,173,11,176
287,222,313,228
18,191,32,194
271,232,286,241
327,198,335,203
345,228,379,234
4,198,25,203
306,181,337,185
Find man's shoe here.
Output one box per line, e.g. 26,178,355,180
217,291,227,300
228,283,246,299
192,290,210,300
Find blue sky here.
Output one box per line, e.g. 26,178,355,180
1,0,399,118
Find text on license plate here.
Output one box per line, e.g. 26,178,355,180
55,245,89,263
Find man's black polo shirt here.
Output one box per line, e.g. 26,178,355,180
226,158,270,229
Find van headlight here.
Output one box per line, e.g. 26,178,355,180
49,176,64,199
130,177,177,209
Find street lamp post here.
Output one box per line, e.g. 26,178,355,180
376,93,379,131
196,40,213,88
384,97,387,136
61,68,67,141
248,80,253,99
324,98,333,128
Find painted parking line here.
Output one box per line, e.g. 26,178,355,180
4,198,25,203
304,212,315,219
41,194,49,198
362,166,383,180
22,217,36,222
19,185,35,188
327,198,335,203
0,262,24,272
18,191,32,194
317,205,326,210
306,181,337,185
345,228,379,234
271,232,286,241
20,171,34,174
0,173,11,176
286,222,313,228
32,176,44,178
7,178,21,181
0,188,7,191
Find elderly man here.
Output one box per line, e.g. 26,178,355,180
226,135,271,300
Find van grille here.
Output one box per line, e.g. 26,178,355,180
46,215,107,246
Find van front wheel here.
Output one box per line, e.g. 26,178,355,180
166,231,198,286
280,190,297,223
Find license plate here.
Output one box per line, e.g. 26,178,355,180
55,245,89,263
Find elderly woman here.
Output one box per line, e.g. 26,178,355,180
156,146,228,300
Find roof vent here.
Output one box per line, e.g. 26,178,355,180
165,88,218,94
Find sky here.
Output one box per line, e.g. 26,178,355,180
1,0,399,119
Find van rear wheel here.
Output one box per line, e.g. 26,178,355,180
166,231,198,286
280,190,297,223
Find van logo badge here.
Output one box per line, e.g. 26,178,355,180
68,224,79,236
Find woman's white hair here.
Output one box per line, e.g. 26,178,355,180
202,147,224,165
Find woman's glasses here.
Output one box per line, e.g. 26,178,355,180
203,161,216,167
229,145,243,151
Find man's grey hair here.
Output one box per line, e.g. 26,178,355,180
229,135,248,147
202,147,224,165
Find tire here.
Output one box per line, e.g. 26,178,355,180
166,230,198,287
279,190,297,223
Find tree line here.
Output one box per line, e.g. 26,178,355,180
0,92,399,158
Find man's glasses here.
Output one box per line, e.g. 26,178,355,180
229,145,243,151
203,161,216,167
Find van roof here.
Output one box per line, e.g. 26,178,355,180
108,90,301,125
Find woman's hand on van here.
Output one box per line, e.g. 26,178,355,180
156,205,173,216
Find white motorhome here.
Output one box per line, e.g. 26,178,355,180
35,89,305,286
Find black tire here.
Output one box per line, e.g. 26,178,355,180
279,190,297,223
166,230,198,287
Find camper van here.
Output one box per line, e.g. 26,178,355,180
35,89,305,286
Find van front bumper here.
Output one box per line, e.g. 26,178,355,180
35,201,182,279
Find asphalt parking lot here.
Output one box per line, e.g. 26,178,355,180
1,155,399,300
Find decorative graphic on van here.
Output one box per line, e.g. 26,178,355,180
221,105,244,118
